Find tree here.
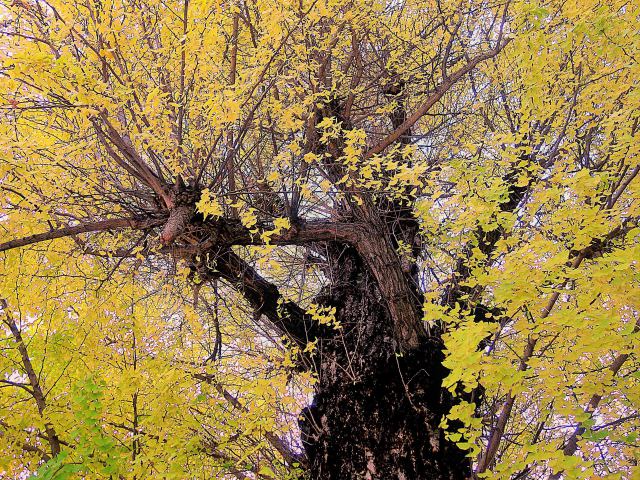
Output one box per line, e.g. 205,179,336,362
0,0,638,478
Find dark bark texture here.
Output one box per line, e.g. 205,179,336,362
299,245,469,480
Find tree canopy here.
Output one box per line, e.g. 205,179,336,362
0,0,638,478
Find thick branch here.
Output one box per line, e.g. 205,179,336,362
168,219,364,256
199,216,424,350
346,43,513,350
161,205,195,245
207,249,319,353
227,219,363,247
356,226,425,349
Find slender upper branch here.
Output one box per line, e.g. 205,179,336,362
0,217,164,253
193,371,307,467
547,320,638,480
364,39,512,159
1,299,61,457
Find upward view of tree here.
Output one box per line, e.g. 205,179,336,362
0,0,638,478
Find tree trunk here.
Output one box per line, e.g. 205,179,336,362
300,245,469,479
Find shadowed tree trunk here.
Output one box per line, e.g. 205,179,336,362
299,245,469,479
201,213,471,479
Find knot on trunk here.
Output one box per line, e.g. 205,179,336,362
160,187,198,246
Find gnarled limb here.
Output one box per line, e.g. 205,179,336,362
356,225,425,349
204,249,318,354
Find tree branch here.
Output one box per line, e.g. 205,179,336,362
193,372,307,468
203,249,319,354
475,216,638,475
167,219,364,256
1,299,61,457
0,217,165,253
475,252,585,475
364,39,511,160
547,322,637,480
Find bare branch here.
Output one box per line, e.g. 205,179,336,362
0,217,164,253
364,39,512,159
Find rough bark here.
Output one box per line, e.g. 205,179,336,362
180,184,470,478
299,245,468,480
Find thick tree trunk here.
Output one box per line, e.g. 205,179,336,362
195,202,469,478
300,245,469,480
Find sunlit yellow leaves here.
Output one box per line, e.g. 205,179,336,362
266,170,280,183
303,152,318,163
343,128,367,162
280,104,305,131
441,401,483,457
412,2,640,476
317,116,342,143
260,217,290,244
319,179,332,192
306,304,341,329
1,255,308,478
195,188,223,219
288,141,302,156
442,319,494,393
240,206,258,230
